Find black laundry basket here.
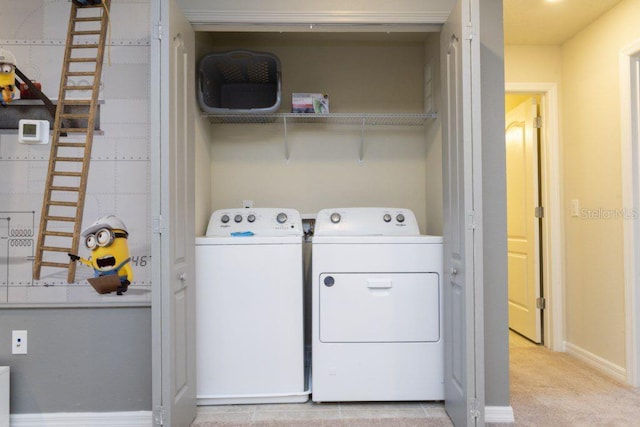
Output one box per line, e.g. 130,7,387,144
198,50,282,114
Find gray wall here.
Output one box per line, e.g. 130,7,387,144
480,0,510,407
0,307,151,413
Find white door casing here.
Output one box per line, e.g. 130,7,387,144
620,41,640,387
441,0,485,425
151,0,197,425
506,97,542,343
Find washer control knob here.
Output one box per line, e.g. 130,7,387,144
247,214,256,223
396,213,405,223
276,212,288,224
330,213,341,224
324,276,335,287
383,213,392,223
221,214,230,224
234,214,243,223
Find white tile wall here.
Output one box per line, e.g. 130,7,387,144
0,0,152,303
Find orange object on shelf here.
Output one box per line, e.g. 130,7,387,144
19,81,42,99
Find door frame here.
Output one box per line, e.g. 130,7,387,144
505,83,564,351
620,39,640,388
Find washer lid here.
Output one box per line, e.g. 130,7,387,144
314,207,420,236
204,207,303,237
196,235,302,245
312,234,443,244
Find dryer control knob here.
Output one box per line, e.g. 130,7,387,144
276,212,288,224
247,214,256,223
330,213,341,224
221,214,230,224
383,214,392,223
234,214,243,223
324,276,335,287
396,213,405,223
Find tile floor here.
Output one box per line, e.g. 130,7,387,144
191,333,533,425
193,401,451,426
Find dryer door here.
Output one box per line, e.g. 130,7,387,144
319,272,440,343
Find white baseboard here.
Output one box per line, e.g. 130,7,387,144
565,342,627,383
485,405,515,423
10,411,152,427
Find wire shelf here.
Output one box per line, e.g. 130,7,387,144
205,112,437,126
202,112,438,162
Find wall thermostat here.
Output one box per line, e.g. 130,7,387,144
18,119,50,145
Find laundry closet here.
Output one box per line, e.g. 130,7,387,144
193,31,442,235
153,0,508,425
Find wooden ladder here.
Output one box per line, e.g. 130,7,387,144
33,0,111,283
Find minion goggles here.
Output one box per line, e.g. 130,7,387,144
85,228,128,249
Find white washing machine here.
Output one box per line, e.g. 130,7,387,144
195,208,308,405
311,207,443,402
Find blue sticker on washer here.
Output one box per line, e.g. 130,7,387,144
231,231,254,237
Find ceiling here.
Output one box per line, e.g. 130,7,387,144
503,0,622,45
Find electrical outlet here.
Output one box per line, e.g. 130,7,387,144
12,330,27,355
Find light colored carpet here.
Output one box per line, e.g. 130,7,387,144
509,342,640,426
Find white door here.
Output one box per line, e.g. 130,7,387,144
441,0,485,425
151,0,197,425
506,97,542,343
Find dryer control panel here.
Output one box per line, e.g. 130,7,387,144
205,208,303,237
314,207,420,236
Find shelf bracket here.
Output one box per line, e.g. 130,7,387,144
283,115,290,161
359,116,366,163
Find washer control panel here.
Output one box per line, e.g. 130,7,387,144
206,208,303,237
314,207,420,236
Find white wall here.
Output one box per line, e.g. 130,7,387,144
505,0,640,373
424,32,444,235
195,114,212,235
504,45,562,84
561,0,640,370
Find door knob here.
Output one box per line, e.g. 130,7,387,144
450,268,458,276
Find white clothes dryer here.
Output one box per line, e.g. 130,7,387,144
196,208,308,405
311,207,443,402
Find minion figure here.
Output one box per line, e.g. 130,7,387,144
69,215,133,295
0,48,17,105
